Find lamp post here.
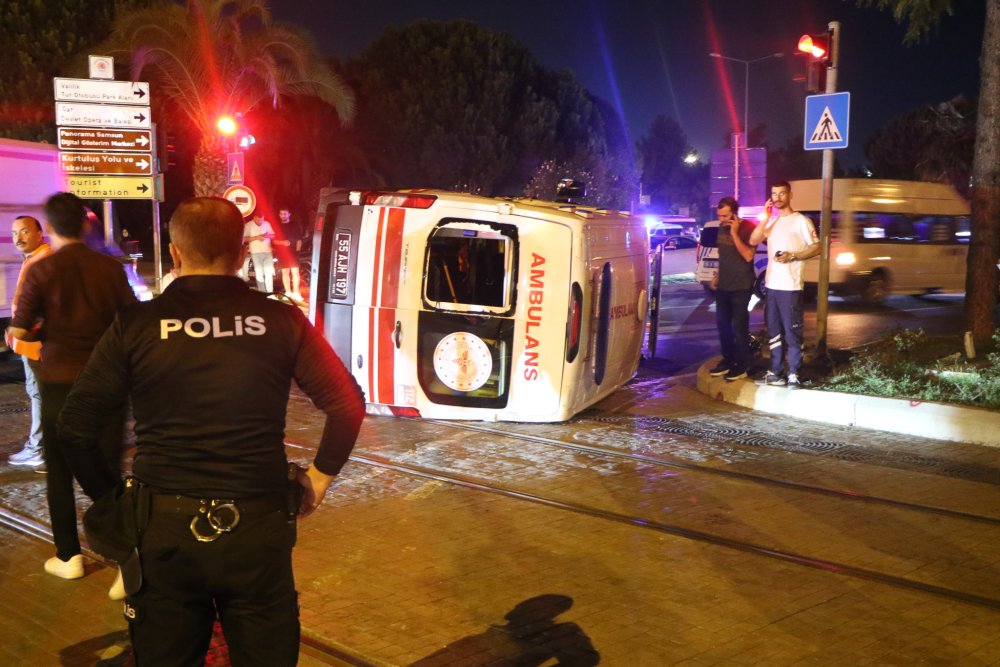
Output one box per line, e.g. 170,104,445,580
708,51,784,201
708,51,784,147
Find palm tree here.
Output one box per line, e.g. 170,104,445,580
101,0,354,195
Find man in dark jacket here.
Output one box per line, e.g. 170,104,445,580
59,196,366,666
8,193,136,582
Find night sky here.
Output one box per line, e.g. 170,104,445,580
271,0,984,170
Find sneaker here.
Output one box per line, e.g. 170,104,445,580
708,362,730,377
786,373,801,388
755,371,786,386
44,554,84,580
9,445,44,468
724,368,748,382
108,568,126,600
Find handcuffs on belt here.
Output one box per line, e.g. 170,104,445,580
189,499,241,542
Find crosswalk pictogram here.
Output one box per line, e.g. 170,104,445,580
810,107,843,143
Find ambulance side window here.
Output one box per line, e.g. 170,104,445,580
594,262,612,385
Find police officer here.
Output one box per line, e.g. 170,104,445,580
59,197,366,666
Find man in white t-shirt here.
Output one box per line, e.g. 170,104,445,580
243,211,275,292
749,181,820,387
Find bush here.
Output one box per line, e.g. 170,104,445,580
818,328,1000,409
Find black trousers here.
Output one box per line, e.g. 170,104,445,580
715,287,753,372
41,382,124,561
127,505,299,666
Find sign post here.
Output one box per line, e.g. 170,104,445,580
55,68,164,287
801,22,844,358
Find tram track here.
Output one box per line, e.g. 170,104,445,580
0,507,378,667
426,419,1000,526
286,410,1000,612
333,449,1000,611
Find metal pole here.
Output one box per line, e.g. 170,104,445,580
733,133,740,201
814,21,840,358
152,200,163,289
102,199,114,245
744,61,750,146
150,122,164,291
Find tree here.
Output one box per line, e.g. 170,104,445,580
343,20,632,205
636,114,703,212
98,0,354,196
767,134,823,185
857,0,1000,348
0,0,154,141
524,96,638,209
864,96,975,195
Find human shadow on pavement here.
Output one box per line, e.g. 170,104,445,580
58,620,234,666
58,629,130,666
409,594,600,666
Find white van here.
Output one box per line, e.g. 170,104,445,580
793,179,971,302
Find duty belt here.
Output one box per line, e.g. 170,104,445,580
150,492,285,543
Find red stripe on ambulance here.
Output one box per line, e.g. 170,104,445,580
366,208,406,404
380,208,405,308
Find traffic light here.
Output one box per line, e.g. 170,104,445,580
797,34,828,59
798,32,831,93
156,126,176,173
217,115,238,136
238,131,256,150
217,114,255,150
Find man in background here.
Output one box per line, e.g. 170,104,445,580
7,193,136,580
749,181,820,387
243,210,275,293
274,208,303,302
707,198,757,382
6,215,53,467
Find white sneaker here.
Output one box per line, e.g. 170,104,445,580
44,554,84,579
108,568,126,600
755,372,786,387
9,445,44,467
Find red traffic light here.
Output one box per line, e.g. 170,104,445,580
797,34,828,59
217,115,238,136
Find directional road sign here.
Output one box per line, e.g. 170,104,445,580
56,102,151,129
58,128,152,152
59,152,152,176
67,175,156,200
54,77,150,105
804,92,850,151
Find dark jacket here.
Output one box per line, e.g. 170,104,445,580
58,275,365,500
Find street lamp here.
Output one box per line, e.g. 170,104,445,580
708,51,784,146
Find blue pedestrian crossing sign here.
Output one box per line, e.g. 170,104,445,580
804,92,850,150
227,152,245,185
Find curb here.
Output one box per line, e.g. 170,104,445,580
696,357,1000,449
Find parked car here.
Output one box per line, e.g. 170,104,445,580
658,235,697,250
